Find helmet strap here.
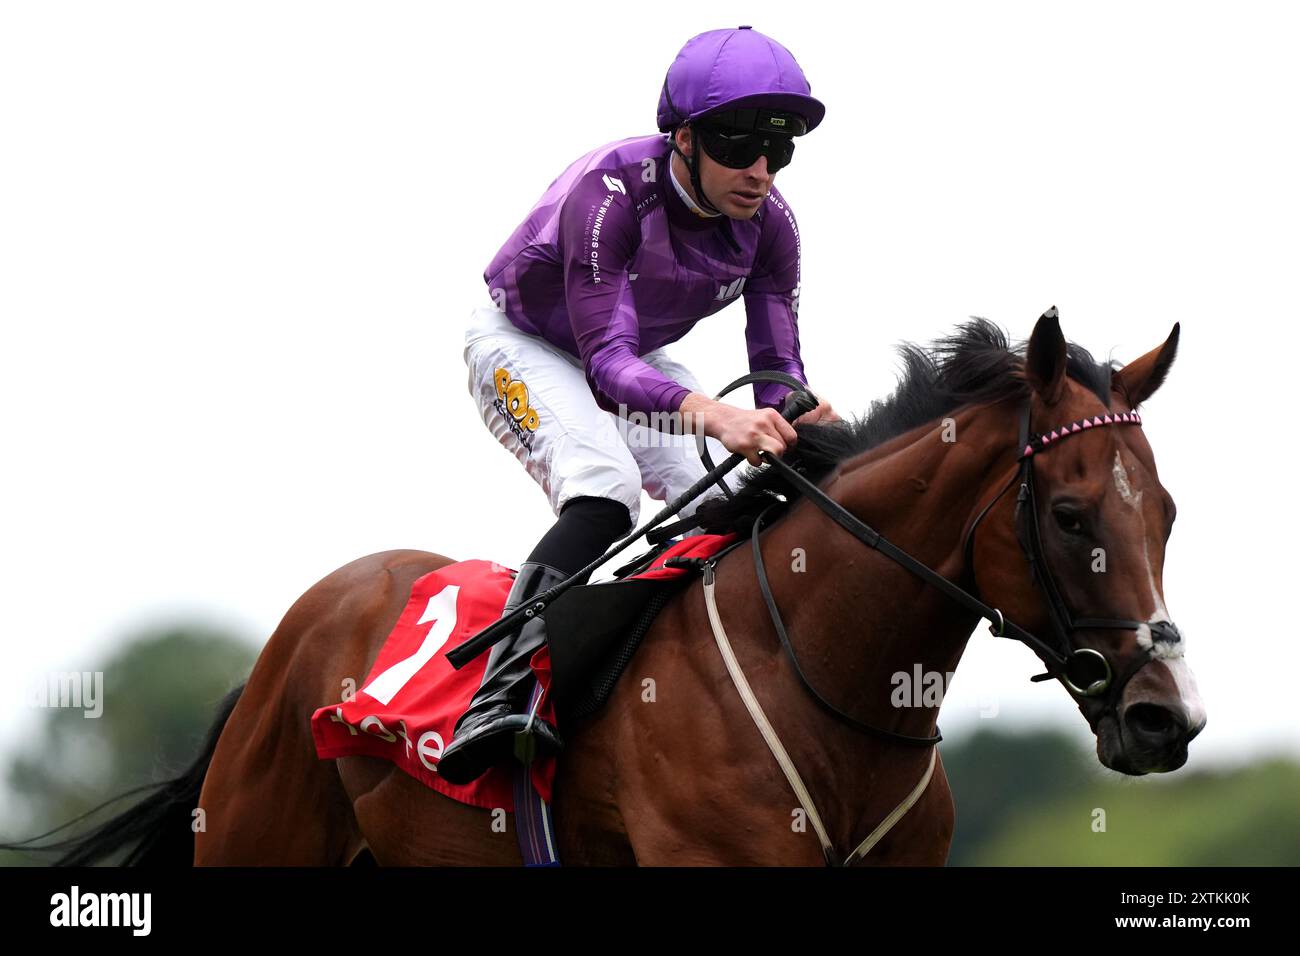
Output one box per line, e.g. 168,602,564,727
671,126,725,216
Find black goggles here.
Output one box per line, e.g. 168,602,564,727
692,108,805,173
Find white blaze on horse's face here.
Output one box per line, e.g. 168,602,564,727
1112,448,1207,733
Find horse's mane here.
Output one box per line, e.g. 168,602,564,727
692,317,1118,535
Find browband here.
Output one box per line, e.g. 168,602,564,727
1020,410,1142,459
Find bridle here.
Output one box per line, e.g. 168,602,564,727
690,375,1176,747
959,399,1179,713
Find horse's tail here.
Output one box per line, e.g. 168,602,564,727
0,682,245,866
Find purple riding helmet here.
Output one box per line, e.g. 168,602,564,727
658,25,826,214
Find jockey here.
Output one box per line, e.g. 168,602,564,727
439,25,839,785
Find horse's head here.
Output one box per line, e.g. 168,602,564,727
968,308,1204,775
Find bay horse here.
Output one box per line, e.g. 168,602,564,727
28,309,1205,866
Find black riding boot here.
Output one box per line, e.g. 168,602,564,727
435,561,567,785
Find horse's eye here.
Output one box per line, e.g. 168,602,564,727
1053,508,1085,535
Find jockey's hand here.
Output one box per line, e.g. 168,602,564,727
680,393,799,468
718,406,800,467
792,396,840,426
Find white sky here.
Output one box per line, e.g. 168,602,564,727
2,1,1297,775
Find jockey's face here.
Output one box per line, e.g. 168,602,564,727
672,126,774,220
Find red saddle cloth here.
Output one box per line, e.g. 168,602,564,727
310,532,738,811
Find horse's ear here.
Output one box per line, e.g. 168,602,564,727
1112,323,1180,410
1024,306,1068,405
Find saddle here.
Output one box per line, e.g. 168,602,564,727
544,529,746,725
310,529,746,817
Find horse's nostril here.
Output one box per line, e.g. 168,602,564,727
1125,703,1182,740
1149,620,1182,645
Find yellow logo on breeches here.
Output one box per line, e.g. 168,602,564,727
493,367,541,452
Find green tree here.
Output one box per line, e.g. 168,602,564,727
942,727,1300,866
1,624,256,865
